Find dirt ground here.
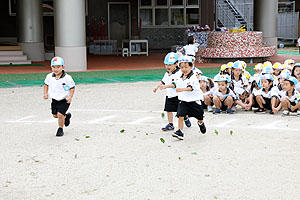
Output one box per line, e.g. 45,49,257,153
1,82,300,200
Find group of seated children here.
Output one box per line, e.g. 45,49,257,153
154,52,300,137
202,58,300,116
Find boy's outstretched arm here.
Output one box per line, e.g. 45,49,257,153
44,84,49,99
153,81,164,93
67,88,75,104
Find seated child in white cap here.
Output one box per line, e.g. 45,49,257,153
212,75,236,114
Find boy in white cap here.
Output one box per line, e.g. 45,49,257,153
44,57,75,137
172,56,206,140
212,75,236,114
274,77,300,115
154,52,191,131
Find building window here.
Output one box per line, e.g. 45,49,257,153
186,8,199,24
155,9,169,25
171,8,184,25
140,9,153,26
139,0,199,27
156,0,168,6
171,0,184,6
141,0,152,6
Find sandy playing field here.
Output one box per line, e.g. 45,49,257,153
1,82,300,200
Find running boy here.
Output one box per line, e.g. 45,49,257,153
172,56,206,140
44,57,75,137
153,52,191,131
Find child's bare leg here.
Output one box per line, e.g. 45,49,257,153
167,112,173,124
256,95,265,108
178,116,184,130
281,98,290,110
57,112,66,128
204,95,211,106
271,97,279,111
225,96,233,108
213,96,221,108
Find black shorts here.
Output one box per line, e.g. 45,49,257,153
177,101,204,120
201,100,207,109
262,96,280,110
262,97,272,110
288,101,297,112
252,96,259,108
220,100,228,111
51,99,70,115
164,96,180,112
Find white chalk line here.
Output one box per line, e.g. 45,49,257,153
89,115,117,124
215,119,237,127
72,109,163,113
1,119,298,131
14,115,36,122
130,117,155,124
71,108,300,119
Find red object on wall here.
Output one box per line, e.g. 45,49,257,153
139,18,142,40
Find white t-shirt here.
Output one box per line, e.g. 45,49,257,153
232,75,249,90
281,89,300,103
213,88,236,100
296,82,300,92
44,71,75,101
161,66,182,98
254,86,280,99
183,44,198,56
175,71,203,102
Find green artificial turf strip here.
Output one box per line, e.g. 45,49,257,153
0,65,256,87
277,51,300,56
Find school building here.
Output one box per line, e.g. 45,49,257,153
0,0,299,71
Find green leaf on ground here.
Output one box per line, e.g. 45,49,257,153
75,154,78,159
230,130,233,135
178,157,181,160
85,135,90,138
215,130,219,135
191,152,197,155
160,138,165,143
120,129,125,133
75,138,80,141
146,132,148,136
161,113,165,118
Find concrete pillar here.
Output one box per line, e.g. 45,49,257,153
200,0,216,30
54,0,87,71
17,0,45,61
254,0,278,47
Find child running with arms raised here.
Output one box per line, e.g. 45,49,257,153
153,52,191,131
172,56,206,140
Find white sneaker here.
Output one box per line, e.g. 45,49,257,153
207,106,213,112
297,110,300,117
231,106,236,112
282,110,289,116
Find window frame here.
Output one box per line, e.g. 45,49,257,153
138,0,199,28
